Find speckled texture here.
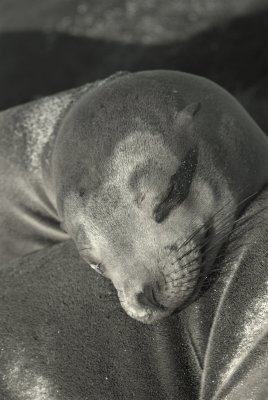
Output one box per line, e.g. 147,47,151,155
0,83,92,263
0,187,268,399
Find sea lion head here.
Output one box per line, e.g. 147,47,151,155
52,70,268,323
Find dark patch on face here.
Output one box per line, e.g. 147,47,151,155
153,146,198,223
79,187,86,197
128,167,144,191
128,159,154,193
183,102,201,117
165,243,179,252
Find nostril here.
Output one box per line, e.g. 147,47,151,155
137,284,166,311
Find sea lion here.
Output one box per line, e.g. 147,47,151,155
1,70,268,324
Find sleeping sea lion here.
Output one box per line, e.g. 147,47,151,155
1,70,268,324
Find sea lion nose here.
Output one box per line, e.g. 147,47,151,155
136,284,166,311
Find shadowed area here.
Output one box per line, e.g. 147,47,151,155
0,7,268,135
0,240,199,400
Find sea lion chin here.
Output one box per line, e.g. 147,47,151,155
50,70,268,324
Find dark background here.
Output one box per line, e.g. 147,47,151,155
0,0,268,132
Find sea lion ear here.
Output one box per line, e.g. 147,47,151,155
183,102,201,117
175,102,201,128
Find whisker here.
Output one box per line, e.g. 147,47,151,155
199,232,231,259
180,275,199,283
210,206,265,251
165,259,201,284
180,256,201,270
176,244,200,262
201,190,259,243
169,190,258,262
198,208,259,258
199,239,256,279
164,198,262,287
174,216,233,264
168,220,237,276
234,204,268,229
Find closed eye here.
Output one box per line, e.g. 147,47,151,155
79,248,105,276
153,146,198,223
90,263,105,275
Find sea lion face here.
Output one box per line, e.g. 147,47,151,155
59,99,235,323
53,72,247,324
67,130,234,324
